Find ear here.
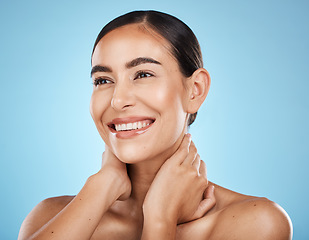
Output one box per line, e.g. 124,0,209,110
187,68,211,114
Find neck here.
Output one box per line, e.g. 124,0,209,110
126,132,185,206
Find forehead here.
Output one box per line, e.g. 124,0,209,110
91,24,175,67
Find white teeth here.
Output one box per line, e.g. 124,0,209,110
114,121,152,132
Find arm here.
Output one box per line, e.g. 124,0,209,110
18,148,131,240
141,134,216,239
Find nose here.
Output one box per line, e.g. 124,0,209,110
111,81,135,111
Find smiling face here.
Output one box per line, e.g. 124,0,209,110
90,24,192,164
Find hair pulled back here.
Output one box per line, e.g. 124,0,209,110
92,10,203,126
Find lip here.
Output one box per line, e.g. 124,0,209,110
107,116,156,139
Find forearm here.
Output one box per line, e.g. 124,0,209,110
28,172,121,240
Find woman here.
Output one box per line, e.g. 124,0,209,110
18,10,292,240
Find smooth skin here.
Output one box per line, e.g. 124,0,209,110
18,24,292,240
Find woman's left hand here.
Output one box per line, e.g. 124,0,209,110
142,134,216,226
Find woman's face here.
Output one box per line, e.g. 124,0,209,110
90,24,191,163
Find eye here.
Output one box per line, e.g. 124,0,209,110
134,71,153,80
93,77,113,86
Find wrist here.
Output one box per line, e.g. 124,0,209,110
87,170,124,201
96,168,126,187
143,205,178,228
143,200,178,224
142,215,177,240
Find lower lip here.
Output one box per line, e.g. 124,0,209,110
110,123,153,139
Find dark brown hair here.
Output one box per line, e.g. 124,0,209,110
92,10,203,126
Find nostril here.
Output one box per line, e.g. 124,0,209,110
111,91,134,110
110,83,136,110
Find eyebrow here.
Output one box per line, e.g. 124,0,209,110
125,57,161,68
90,65,112,76
91,57,161,77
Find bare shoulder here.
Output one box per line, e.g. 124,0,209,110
179,184,292,240
18,195,74,240
210,186,293,240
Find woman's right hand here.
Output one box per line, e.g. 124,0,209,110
97,146,132,201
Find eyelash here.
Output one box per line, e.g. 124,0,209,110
93,78,113,86
93,71,154,86
134,71,154,79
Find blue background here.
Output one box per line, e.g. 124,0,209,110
0,0,308,239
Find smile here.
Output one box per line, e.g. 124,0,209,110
114,121,151,132
107,117,155,138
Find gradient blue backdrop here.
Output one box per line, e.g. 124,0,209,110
1,0,308,239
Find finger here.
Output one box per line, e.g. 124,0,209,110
101,146,124,168
182,140,197,165
192,153,201,170
101,145,112,166
172,133,192,165
101,147,112,167
199,160,207,180
190,185,216,220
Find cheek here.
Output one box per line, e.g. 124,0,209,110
90,91,110,129
141,83,182,108
140,82,187,130
155,85,174,103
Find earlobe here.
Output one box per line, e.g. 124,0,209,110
187,68,211,113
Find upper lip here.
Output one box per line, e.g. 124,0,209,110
107,116,156,126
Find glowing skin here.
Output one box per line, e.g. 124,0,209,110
18,21,292,240
90,24,191,164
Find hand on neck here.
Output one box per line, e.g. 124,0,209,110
126,132,186,205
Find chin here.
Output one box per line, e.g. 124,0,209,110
109,137,173,165
114,148,151,164
110,139,181,166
